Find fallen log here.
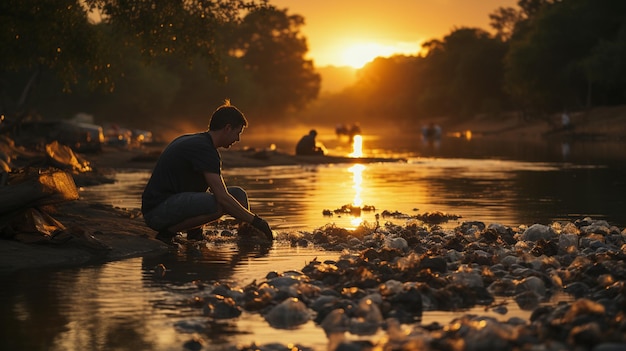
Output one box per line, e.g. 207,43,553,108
0,169,79,214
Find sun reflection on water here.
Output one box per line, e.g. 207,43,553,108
349,134,363,157
349,164,365,207
348,164,366,227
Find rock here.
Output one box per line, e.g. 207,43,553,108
202,294,242,319
516,276,547,297
383,236,408,251
558,233,579,254
522,224,555,242
320,308,349,334
514,290,540,310
264,297,311,329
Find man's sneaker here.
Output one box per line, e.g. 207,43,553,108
155,230,177,246
186,227,205,241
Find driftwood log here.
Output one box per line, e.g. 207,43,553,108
0,170,78,215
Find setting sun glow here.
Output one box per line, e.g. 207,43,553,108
340,42,418,68
271,0,518,68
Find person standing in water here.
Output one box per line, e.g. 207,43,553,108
141,100,274,244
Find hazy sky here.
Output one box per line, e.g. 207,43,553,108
270,0,518,67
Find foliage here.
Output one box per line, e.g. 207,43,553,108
1,0,321,131
489,6,524,41
85,0,263,71
3,0,626,133
228,7,320,117
303,0,626,129
308,28,509,127
504,0,626,111
0,0,108,111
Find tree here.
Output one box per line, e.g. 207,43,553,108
87,0,253,67
415,28,509,119
0,0,267,118
351,55,421,120
582,28,626,106
504,0,626,111
229,7,321,117
0,0,106,113
489,7,524,41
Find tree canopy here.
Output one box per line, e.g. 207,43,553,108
3,0,625,133
1,0,320,132
301,0,626,128
505,0,626,110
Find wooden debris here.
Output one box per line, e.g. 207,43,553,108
0,169,79,214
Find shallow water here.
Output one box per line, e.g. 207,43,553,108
81,157,626,231
2,135,625,350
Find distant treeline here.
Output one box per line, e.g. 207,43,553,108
307,0,626,127
1,0,625,133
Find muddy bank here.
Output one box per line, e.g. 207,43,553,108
0,200,167,274
448,105,626,141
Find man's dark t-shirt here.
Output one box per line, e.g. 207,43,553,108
141,132,221,214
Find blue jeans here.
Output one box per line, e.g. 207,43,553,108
143,186,249,231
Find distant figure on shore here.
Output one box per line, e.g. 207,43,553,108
421,122,442,140
295,129,324,156
335,123,361,142
561,111,572,130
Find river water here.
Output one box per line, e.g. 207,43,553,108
1,132,625,350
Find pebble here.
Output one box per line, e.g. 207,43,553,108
179,216,626,350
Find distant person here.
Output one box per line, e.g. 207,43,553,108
141,100,274,245
335,123,348,138
422,122,442,140
295,129,324,156
349,123,361,138
561,111,572,130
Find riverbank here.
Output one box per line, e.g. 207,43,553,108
0,145,407,274
87,145,406,171
0,200,166,274
447,105,626,141
1,104,624,274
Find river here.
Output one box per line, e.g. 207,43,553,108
1,132,625,350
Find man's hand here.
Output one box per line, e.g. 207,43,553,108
252,215,274,241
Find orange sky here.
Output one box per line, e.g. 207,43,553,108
270,0,518,68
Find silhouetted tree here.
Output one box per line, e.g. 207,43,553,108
352,56,419,119
228,7,321,118
505,0,626,112
489,6,524,41
0,0,266,119
0,0,107,114
415,28,508,119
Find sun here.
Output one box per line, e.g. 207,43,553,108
339,41,422,69
340,43,390,69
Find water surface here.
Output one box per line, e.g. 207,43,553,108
2,135,625,350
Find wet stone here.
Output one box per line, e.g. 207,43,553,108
522,224,556,242
178,216,626,350
263,297,311,329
